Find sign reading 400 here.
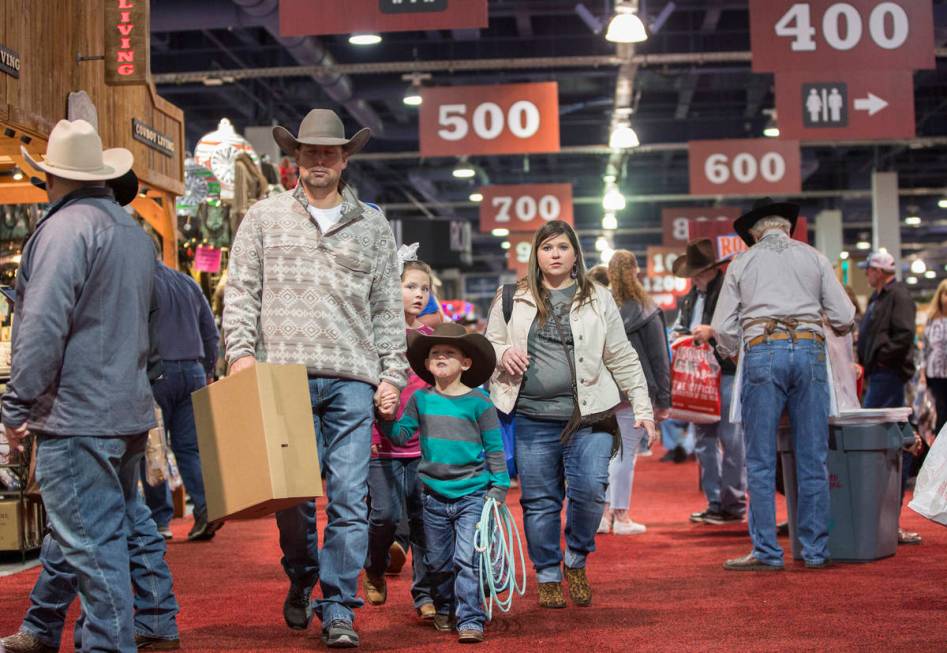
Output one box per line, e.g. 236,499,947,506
420,82,560,157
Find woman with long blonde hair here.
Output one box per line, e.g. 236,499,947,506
597,250,671,535
923,279,947,434
485,221,655,609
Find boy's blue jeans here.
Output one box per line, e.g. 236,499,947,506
422,490,485,633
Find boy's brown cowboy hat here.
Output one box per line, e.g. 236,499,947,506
272,109,371,156
733,197,799,246
672,238,727,278
406,322,497,389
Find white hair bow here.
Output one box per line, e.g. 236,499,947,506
397,242,420,273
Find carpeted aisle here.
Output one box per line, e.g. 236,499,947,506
1,451,945,652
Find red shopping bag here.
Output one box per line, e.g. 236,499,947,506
670,336,721,424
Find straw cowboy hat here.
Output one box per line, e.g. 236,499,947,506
20,119,133,182
272,109,371,156
672,238,727,278
31,168,139,207
733,197,799,246
406,322,497,388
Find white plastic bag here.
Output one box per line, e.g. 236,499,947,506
908,428,947,527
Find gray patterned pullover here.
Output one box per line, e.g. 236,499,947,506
222,185,408,388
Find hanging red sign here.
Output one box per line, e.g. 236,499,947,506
749,0,935,73
104,0,150,85
688,139,802,196
419,83,560,158
644,247,691,311
690,216,810,257
479,184,573,233
774,69,915,141
506,233,533,278
660,207,741,246
279,0,488,37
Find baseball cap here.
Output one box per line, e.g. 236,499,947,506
857,250,896,273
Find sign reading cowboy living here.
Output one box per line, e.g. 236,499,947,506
105,0,150,85
0,44,20,78
132,119,175,157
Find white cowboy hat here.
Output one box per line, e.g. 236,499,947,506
20,119,133,182
272,109,371,156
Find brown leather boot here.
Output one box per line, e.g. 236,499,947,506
537,581,566,609
363,573,387,605
1,631,57,653
563,565,592,607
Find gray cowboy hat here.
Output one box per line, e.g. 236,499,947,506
734,197,799,246
406,322,497,389
672,238,727,278
272,109,371,156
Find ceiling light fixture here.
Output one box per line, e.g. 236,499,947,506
602,213,619,230
609,123,639,149
605,3,648,43
602,187,626,211
906,276,918,285
905,216,921,225
349,33,382,46
763,125,780,138
939,198,947,209
403,91,422,107
469,192,483,202
839,251,849,260
910,259,927,274
595,236,609,252
501,241,511,250
601,248,616,264
491,228,510,238
11,166,23,181
856,241,871,251
925,270,937,279
452,160,476,179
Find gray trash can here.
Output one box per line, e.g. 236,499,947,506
777,421,914,562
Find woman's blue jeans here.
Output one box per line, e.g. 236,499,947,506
513,415,612,583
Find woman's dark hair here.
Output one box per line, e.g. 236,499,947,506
523,220,594,325
588,265,610,286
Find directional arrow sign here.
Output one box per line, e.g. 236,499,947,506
774,70,915,141
853,93,888,117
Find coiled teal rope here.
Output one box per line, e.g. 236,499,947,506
474,497,526,621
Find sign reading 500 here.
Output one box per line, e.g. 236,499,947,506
420,82,560,157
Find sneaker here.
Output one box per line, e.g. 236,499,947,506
433,614,454,632
134,634,181,650
562,565,592,607
187,509,222,541
689,509,723,524
723,552,783,572
363,573,387,605
458,628,485,644
537,582,566,609
596,510,612,534
612,519,647,535
719,512,745,524
385,541,407,576
157,525,173,540
804,558,832,569
283,583,313,630
323,620,359,649
417,603,436,620
1,631,57,653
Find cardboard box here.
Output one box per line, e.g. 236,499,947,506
0,497,44,551
192,363,323,522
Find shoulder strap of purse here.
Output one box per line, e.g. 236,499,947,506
549,305,580,404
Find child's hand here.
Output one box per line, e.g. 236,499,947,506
374,382,399,419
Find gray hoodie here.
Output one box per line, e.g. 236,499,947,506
1,187,157,435
619,299,672,409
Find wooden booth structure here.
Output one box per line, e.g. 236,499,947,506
0,0,184,267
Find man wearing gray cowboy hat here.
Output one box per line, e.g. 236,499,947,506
1,119,179,652
711,197,854,571
670,238,746,526
223,108,406,648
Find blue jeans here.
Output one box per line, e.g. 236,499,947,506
742,340,830,566
20,492,179,649
863,368,913,506
422,490,485,632
276,378,374,625
141,360,209,526
365,456,433,608
514,415,612,583
34,433,177,652
605,406,646,511
661,418,695,454
695,374,747,516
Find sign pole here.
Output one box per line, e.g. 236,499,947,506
871,171,901,279
814,209,843,263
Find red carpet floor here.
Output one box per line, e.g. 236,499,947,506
2,451,946,652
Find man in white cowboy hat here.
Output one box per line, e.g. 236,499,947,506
1,120,179,652
711,197,854,572
670,238,747,526
223,108,406,648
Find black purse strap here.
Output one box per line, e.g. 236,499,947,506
548,299,585,444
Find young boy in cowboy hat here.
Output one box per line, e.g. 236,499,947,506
379,322,510,644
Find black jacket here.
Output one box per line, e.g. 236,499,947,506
620,299,671,409
673,271,736,375
858,279,916,381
